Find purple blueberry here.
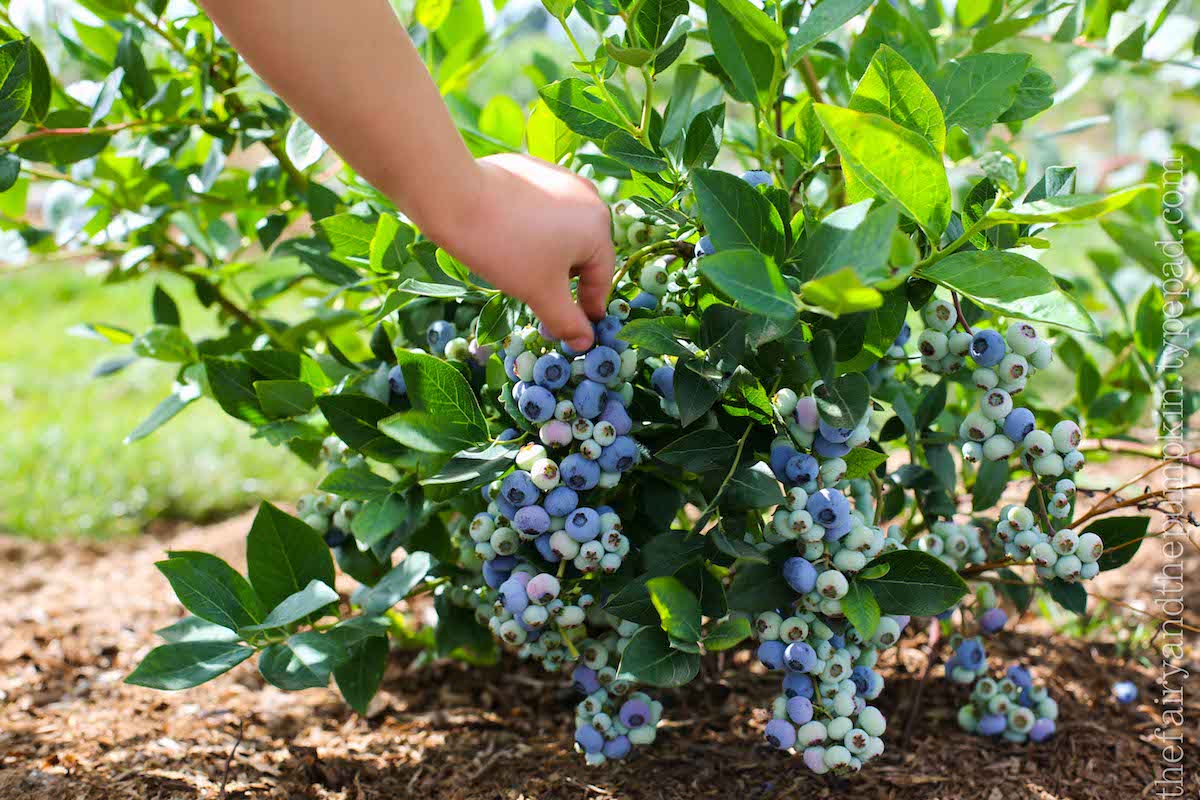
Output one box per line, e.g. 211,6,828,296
784,454,818,486
481,555,517,588
599,399,632,435
595,316,627,352
969,329,1006,367
1029,718,1056,742
757,640,786,670
786,696,813,725
740,169,771,187
387,365,407,396
498,577,529,615
813,434,851,458
651,365,675,401
618,699,651,728
584,346,622,382
426,320,456,355
572,664,600,695
598,436,638,472
806,489,851,537
519,385,556,423
630,292,658,310
764,719,796,750
783,557,817,594
1006,665,1033,690
770,444,800,481
977,713,1006,736
575,724,605,754
818,420,852,443
783,641,817,673
979,607,1008,634
894,322,911,348
503,354,519,382
513,504,550,536
1114,680,1138,704
696,235,714,257
534,533,559,563
783,672,814,699
955,639,985,669
560,453,601,491
603,735,632,759
573,380,608,420
533,352,571,390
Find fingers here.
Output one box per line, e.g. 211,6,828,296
575,232,615,322
530,280,595,353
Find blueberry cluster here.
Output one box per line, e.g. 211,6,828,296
754,603,905,772
295,435,366,547
915,520,988,573
612,200,672,252
772,389,872,464
995,503,1104,583
572,665,663,764
955,662,1058,744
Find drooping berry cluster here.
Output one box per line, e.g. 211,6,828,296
995,503,1104,583
955,662,1058,744
915,520,989,573
295,436,365,547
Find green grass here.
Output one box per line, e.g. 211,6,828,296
0,266,314,540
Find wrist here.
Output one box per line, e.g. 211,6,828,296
392,157,487,248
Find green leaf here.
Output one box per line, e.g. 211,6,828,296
132,325,195,363
538,78,628,140
932,53,1031,130
126,641,254,690
318,213,375,258
1045,578,1087,615
285,117,327,170
259,631,346,690
862,550,968,615
691,168,785,259
799,201,902,285
849,45,945,153
917,250,1096,334
702,616,752,651
380,350,488,449
997,66,1055,123
656,428,738,473
814,104,950,238
801,268,885,316
674,362,719,428
89,66,124,126
710,523,769,563
254,380,316,419
616,626,700,687
788,0,873,62
842,581,881,640
416,0,453,29
724,461,786,508
241,580,339,633
1133,285,1165,363
972,459,1009,510
0,38,33,138
245,502,338,612
242,350,330,388
15,109,110,163
619,316,694,358
706,0,784,105
475,293,516,346
646,576,703,642
843,447,888,479
334,636,389,715
361,552,435,615
125,382,201,444
602,130,668,173
847,1,937,80
815,372,870,430
157,616,241,644
318,467,394,501
700,249,796,320
988,185,1153,224
317,394,407,459
1089,516,1149,572
203,357,268,425
682,103,725,169
157,552,265,631
604,579,661,626
351,493,409,546
423,441,522,488
727,560,795,612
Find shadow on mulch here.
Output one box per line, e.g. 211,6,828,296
1,512,1197,800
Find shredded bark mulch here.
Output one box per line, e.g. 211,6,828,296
1,507,1197,800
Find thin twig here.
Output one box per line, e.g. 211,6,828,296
951,291,973,335
218,721,245,800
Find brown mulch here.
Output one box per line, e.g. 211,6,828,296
1,500,1198,800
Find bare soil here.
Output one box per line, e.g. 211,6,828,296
2,496,1198,800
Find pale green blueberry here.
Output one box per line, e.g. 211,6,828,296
1007,505,1036,530
1062,449,1085,472
981,388,1013,420
1031,541,1058,569
1034,452,1065,477
917,329,949,359
1029,339,1053,369
1054,554,1083,582
948,330,973,356
820,457,848,484
755,611,783,641
973,368,999,391
826,716,853,741
1005,322,1039,356
961,411,996,442
923,298,957,332
1075,531,1102,563
1080,561,1100,580
619,348,638,379
997,353,1029,383
780,615,809,642
774,387,799,415
983,435,1015,462
1052,420,1082,453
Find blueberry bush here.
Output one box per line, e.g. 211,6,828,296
2,0,1196,775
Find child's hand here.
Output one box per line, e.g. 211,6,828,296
431,154,615,352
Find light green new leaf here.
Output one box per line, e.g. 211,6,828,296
706,0,783,106
988,184,1153,224
699,249,797,320
815,104,951,238
932,53,1030,129
788,0,873,63
918,250,1096,333
646,576,703,643
259,631,346,691
538,78,629,141
241,580,339,633
802,268,885,316
850,45,945,153
285,118,327,170
799,200,901,284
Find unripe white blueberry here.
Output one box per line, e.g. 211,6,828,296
600,553,622,574
550,530,580,560
826,715,853,741
469,513,496,543
1055,478,1076,497
1031,542,1058,568
531,458,560,491
834,548,867,573
779,615,809,642
639,263,669,295
1051,528,1078,555
1029,339,1053,369
797,721,828,747
997,353,1028,383
491,527,519,555
1053,554,1082,582
554,400,576,421
1005,322,1039,356
572,418,594,441
786,486,809,511
592,421,618,447
1022,429,1054,458
948,331,973,356
788,509,815,538
755,611,783,641
874,617,902,647
917,330,949,359
1062,449,1085,473
973,368,999,391
608,298,631,319
858,706,886,737
774,388,799,415
619,348,638,379
1051,420,1082,453
1075,532,1103,563
820,457,848,484
962,441,983,464
980,389,1013,420
923,299,957,332
846,424,870,448
1007,505,1035,530
597,470,621,488
940,354,965,374
515,351,537,382
1080,561,1100,580
1033,452,1065,477
523,604,549,628
474,541,496,561
983,435,1015,462
824,744,853,769
961,411,997,442
579,439,603,460
504,330,527,356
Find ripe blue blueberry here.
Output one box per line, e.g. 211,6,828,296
979,607,1008,634
969,329,1006,367
1006,665,1033,690
426,320,457,355
500,471,539,508
603,735,632,759
323,528,348,548
534,533,559,563
619,699,652,728
784,454,819,485
572,664,601,695
813,434,852,458
481,555,517,588
783,557,818,594
696,235,714,257
758,640,786,670
806,489,851,537
595,316,628,352
786,696,814,725
503,354,520,382
740,169,772,187
784,641,818,673
651,365,676,401
894,322,912,348
1003,407,1036,442
575,724,605,754
584,346,622,381
498,577,530,615
520,385,556,424
561,453,601,491
387,365,407,396
630,291,658,310
770,444,800,481
573,380,608,420
533,352,571,390
818,420,853,444
955,639,985,670
764,719,797,750
977,713,1006,736
566,507,601,542
544,486,579,517
599,436,638,472
783,672,815,699
1114,680,1138,704
1028,718,1055,742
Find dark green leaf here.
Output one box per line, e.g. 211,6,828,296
616,626,700,687
361,552,435,615
157,552,265,631
259,631,346,690
335,636,389,715
702,616,752,651
245,502,338,612
862,550,968,615
1090,516,1149,572
126,642,254,690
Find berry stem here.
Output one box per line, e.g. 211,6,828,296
915,192,1008,270
611,238,688,289
951,291,973,335
687,421,755,538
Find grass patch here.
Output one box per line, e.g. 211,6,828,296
0,266,314,540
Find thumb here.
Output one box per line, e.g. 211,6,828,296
530,282,595,353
